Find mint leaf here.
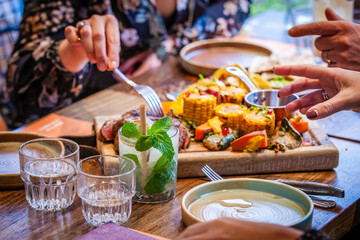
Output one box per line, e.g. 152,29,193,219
149,117,172,135
135,135,154,152
152,132,175,160
144,155,176,194
123,154,140,167
123,154,142,190
121,122,141,139
144,170,169,194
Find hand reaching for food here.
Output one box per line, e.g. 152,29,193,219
59,14,120,73
275,65,360,120
174,217,303,240
289,8,360,71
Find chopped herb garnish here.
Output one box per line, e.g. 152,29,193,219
198,74,205,80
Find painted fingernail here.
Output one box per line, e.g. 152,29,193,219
306,109,319,119
277,91,281,98
109,60,117,69
98,63,106,71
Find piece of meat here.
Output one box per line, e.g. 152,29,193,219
97,118,122,142
98,109,191,150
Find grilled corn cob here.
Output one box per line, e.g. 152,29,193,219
218,87,246,105
215,103,247,131
243,106,275,135
183,94,216,125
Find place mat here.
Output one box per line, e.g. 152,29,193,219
317,111,360,143
77,222,169,240
14,113,94,137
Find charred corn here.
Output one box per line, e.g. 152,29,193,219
218,87,246,104
183,94,217,125
243,106,275,135
215,103,247,131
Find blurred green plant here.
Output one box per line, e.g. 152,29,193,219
250,0,310,16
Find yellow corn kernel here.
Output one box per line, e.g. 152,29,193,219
183,94,217,125
215,103,247,130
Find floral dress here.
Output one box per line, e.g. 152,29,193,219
3,0,250,129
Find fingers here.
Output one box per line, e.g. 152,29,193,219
325,8,344,21
175,222,210,239
105,15,120,70
89,15,108,71
64,26,81,45
128,53,161,78
284,89,324,113
274,65,336,84
278,78,321,98
305,93,347,119
78,22,95,63
314,36,335,51
289,21,340,37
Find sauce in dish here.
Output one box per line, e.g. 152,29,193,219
188,189,306,225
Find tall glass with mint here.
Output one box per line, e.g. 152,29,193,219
118,117,179,203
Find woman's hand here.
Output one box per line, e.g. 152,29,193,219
289,8,360,71
175,218,303,240
119,51,162,78
119,37,174,78
275,65,360,120
59,14,120,72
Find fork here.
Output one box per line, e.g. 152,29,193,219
201,165,337,209
113,68,164,117
201,165,223,181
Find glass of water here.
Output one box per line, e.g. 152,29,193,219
77,155,136,226
19,138,79,211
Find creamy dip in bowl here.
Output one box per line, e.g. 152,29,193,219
182,178,313,231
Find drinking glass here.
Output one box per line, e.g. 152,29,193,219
313,0,354,22
77,155,136,226
19,138,79,211
291,5,314,55
118,125,179,204
312,0,354,58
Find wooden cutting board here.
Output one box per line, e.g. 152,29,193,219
94,115,339,178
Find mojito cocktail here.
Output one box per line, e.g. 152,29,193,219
118,117,179,203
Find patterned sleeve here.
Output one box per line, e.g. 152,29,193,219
4,0,108,128
297,229,332,240
173,0,251,50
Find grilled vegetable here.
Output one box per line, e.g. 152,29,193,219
269,118,302,151
218,130,240,150
183,94,217,125
243,106,275,136
289,116,309,134
231,130,268,152
207,116,223,134
215,103,247,131
204,130,239,151
218,87,246,105
194,122,212,141
204,134,223,151
250,73,272,89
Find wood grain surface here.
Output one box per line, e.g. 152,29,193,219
1,56,360,240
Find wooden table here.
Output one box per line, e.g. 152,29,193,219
1,56,360,240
